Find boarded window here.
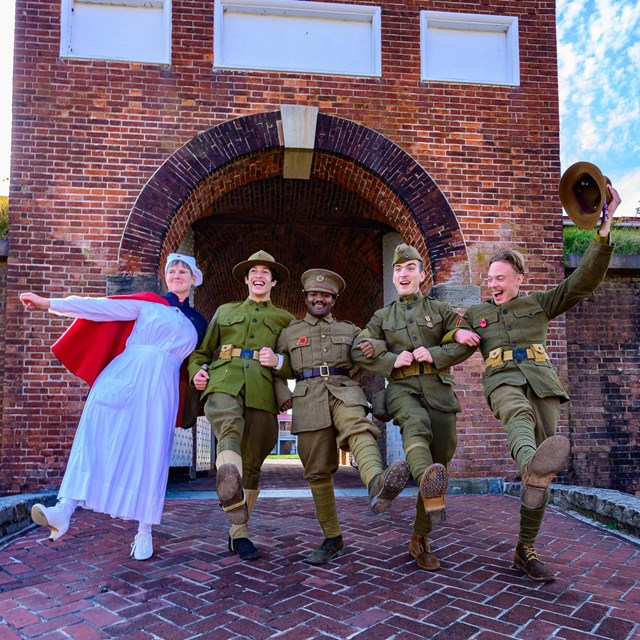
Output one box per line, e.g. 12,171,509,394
60,0,172,64
214,0,381,77
421,11,520,86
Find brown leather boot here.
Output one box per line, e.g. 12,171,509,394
513,543,555,582
368,460,410,514
521,435,570,509
408,533,440,571
419,463,448,524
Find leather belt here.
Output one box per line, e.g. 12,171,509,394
296,366,350,381
390,361,441,380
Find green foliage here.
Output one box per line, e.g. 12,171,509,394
564,223,640,257
0,196,7,239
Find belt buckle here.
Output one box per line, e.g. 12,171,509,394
240,348,254,360
513,348,527,363
319,365,330,377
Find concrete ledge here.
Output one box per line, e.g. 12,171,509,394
566,252,640,272
0,491,57,539
448,477,504,496
505,482,640,538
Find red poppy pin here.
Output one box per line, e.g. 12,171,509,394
298,336,308,346
479,317,487,328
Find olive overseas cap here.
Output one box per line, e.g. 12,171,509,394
301,269,346,295
393,243,423,266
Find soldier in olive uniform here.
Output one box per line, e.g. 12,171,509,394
189,250,294,561
450,184,620,581
351,244,476,571
275,269,411,565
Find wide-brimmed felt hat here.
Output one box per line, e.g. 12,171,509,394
301,269,346,296
165,253,203,286
232,250,290,284
559,161,612,229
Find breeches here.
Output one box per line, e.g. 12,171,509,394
327,395,380,450
297,428,340,486
386,379,457,465
205,390,278,489
489,383,560,449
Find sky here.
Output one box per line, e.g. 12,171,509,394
0,0,638,216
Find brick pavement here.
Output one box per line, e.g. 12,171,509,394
1,462,639,640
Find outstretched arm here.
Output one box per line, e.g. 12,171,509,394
20,292,51,310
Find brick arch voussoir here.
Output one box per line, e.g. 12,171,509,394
315,113,468,284
119,111,282,273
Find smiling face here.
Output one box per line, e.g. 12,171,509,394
392,259,426,297
245,264,276,301
486,261,524,305
305,290,336,318
165,260,196,301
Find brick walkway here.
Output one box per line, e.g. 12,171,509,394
1,461,639,639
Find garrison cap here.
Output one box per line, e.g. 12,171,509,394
393,243,423,266
301,269,346,296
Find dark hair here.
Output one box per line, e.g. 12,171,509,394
489,249,525,275
244,265,276,281
166,258,194,277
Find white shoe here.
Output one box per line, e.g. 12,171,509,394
31,503,71,541
130,532,153,561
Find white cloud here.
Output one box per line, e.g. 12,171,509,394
558,0,640,214
614,166,640,219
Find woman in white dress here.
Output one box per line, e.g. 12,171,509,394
20,254,207,560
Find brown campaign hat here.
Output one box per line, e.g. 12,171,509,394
393,243,423,266
559,161,613,229
232,250,290,283
301,269,346,295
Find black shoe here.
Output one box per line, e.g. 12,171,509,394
228,536,261,561
304,536,344,565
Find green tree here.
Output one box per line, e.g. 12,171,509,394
0,195,7,239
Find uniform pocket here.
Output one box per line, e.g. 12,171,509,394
290,342,313,368
472,309,499,330
330,334,351,362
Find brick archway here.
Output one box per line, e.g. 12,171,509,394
120,111,470,313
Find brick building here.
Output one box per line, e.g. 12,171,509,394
2,0,637,495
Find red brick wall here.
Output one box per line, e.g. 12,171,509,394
3,0,564,492
0,256,6,471
565,272,640,496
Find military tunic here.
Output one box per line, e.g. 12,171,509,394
351,293,474,414
188,298,294,413
188,298,294,487
461,236,614,403
276,312,379,448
